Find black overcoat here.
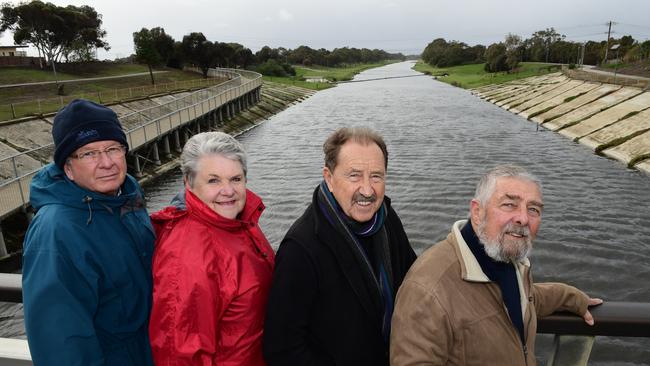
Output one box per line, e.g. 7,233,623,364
263,187,417,366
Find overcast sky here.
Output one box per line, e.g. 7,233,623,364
2,0,650,59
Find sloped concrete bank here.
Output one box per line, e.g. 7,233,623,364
471,72,650,175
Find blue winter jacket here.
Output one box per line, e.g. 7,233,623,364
22,163,155,366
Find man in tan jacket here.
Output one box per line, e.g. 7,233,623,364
390,165,602,366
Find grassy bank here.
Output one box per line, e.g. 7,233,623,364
413,61,561,89
0,64,226,121
0,63,152,85
263,60,397,90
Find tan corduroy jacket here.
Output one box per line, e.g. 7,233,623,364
390,220,589,366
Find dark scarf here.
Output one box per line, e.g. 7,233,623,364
461,221,525,345
317,181,395,345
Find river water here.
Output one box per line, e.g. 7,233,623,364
4,61,649,364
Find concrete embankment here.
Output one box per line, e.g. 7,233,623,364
471,72,650,174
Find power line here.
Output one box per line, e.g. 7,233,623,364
563,32,609,39
617,22,650,31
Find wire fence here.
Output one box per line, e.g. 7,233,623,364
0,76,227,122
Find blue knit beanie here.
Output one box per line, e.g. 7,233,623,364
52,99,128,168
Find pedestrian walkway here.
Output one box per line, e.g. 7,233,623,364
565,66,649,89
580,65,650,82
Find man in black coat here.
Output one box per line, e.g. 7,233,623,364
263,127,417,366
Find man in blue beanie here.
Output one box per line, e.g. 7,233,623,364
22,99,155,365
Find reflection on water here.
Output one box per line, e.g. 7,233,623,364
7,62,650,364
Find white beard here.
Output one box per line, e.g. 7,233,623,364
476,219,533,263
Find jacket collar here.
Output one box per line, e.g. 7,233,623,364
451,220,530,283
185,188,265,232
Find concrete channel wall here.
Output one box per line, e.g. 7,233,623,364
471,72,650,175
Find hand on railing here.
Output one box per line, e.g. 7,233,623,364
582,297,604,326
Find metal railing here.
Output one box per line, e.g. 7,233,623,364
0,68,262,218
539,301,650,366
0,75,233,122
0,273,647,365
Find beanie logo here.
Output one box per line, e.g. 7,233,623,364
76,129,99,142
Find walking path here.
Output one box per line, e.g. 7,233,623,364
0,71,168,89
581,65,650,82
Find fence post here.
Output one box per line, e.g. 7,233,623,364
10,104,16,119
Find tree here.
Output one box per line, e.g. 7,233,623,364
1,1,109,66
583,40,605,65
641,40,650,60
504,33,522,71
133,27,174,83
181,32,218,77
484,43,508,72
133,28,162,85
422,38,448,66
229,43,255,68
256,46,280,63
167,41,185,69
529,28,565,62
468,44,486,63
150,27,175,66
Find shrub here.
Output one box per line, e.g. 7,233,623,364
255,59,288,77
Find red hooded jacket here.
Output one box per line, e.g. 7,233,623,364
149,188,275,366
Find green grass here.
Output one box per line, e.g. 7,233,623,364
413,61,562,89
0,64,227,121
0,64,152,85
262,60,398,90
262,75,334,91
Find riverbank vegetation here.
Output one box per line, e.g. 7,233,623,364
413,61,560,89
0,65,224,121
422,28,650,75
0,64,215,102
1,1,403,119
263,61,397,90
2,2,404,83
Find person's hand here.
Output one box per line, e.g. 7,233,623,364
582,298,604,326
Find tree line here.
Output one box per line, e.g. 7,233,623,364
133,28,405,82
423,28,650,73
1,1,405,84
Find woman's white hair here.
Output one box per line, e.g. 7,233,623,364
181,132,247,187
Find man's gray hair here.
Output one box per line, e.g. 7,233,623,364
473,165,542,206
181,132,247,188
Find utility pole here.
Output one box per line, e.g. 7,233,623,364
603,21,613,64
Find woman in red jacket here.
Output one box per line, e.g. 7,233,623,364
149,131,275,366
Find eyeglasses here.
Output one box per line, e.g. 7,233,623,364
70,145,127,164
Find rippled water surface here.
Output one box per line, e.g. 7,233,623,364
8,62,650,364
